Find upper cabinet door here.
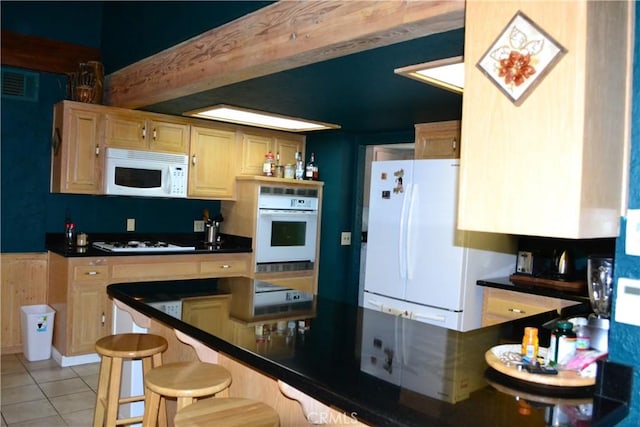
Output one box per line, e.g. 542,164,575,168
188,125,238,199
458,1,632,238
50,101,103,194
239,132,274,175
147,119,189,154
104,112,146,149
275,136,304,167
414,121,461,159
105,112,189,154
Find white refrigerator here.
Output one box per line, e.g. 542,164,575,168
362,159,515,331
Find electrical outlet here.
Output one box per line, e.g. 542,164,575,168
194,220,205,232
126,218,135,232
340,231,351,246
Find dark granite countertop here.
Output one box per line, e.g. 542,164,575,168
107,278,630,427
478,276,591,303
46,233,252,257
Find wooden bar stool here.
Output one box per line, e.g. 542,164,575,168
142,361,232,427
93,333,168,427
174,398,280,427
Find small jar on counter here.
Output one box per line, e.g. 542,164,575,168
284,164,295,179
521,327,539,361
263,152,274,176
546,321,576,366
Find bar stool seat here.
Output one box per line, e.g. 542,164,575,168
93,333,168,427
142,361,232,426
174,398,280,427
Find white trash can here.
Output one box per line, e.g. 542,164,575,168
21,305,56,361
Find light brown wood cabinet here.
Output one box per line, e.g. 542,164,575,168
50,101,307,200
105,111,190,154
188,125,239,199
50,101,104,194
1,253,49,354
48,254,111,356
414,120,461,159
182,295,232,340
238,129,305,176
458,1,633,238
481,287,580,327
221,177,322,293
48,252,251,357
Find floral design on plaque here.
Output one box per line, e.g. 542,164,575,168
477,11,567,105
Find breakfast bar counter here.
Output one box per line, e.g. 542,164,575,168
107,278,630,427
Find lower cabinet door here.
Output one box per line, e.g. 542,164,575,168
69,283,112,354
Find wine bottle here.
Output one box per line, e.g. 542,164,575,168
305,152,315,180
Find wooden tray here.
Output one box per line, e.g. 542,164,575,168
509,274,587,292
485,344,595,387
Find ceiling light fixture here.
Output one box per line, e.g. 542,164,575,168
184,104,340,132
394,56,464,94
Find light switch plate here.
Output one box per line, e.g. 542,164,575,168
625,209,640,256
126,218,135,232
194,220,205,232
615,277,640,327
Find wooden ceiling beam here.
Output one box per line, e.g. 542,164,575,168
1,30,100,75
105,0,464,109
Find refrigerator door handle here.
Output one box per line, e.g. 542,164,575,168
398,184,411,279
406,183,418,281
412,312,447,323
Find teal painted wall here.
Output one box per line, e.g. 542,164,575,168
609,4,640,425
0,2,222,252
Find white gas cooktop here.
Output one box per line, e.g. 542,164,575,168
92,241,195,253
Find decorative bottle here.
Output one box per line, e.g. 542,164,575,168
305,152,316,180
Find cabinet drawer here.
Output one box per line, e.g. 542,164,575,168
201,259,249,277
111,261,200,281
73,265,109,282
485,297,548,320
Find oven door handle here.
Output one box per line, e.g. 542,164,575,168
258,209,317,215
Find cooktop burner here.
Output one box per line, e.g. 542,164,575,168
92,241,195,252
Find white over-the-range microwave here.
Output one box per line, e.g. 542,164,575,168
104,148,188,198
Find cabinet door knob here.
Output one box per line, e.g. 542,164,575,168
95,145,100,156
192,155,197,166
85,271,99,276
142,126,146,139
452,138,457,151
508,308,525,314
220,264,231,269
101,312,105,326
153,128,157,140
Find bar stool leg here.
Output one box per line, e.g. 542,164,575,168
142,389,161,427
93,355,112,427
142,354,167,427
106,356,123,424
176,397,195,412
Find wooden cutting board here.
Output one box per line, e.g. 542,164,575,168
509,274,587,293
485,344,595,387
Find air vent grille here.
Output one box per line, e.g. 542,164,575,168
1,67,39,102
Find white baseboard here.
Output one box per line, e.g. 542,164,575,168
51,346,100,367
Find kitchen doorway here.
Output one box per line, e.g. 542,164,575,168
358,143,414,306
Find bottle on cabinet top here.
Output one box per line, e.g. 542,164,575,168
305,152,319,181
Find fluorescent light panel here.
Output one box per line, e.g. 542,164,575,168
395,56,464,94
185,105,340,132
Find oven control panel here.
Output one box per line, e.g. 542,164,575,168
258,193,318,211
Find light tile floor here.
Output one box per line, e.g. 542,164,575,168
1,354,99,426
